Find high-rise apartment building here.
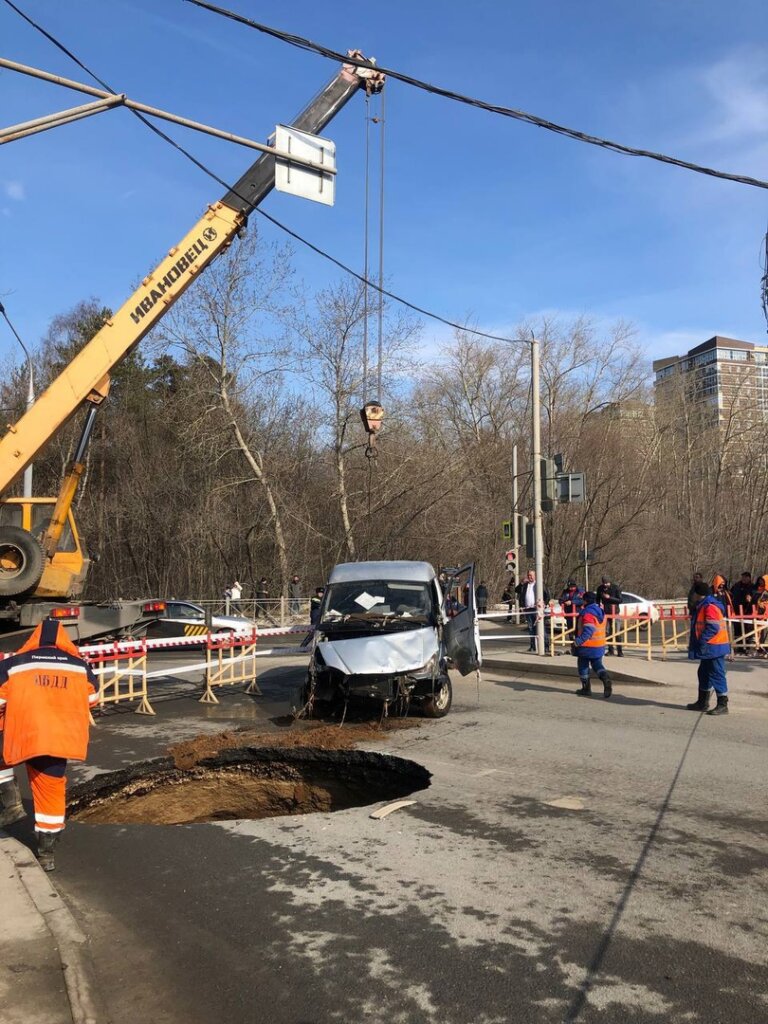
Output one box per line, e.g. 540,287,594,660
653,335,768,424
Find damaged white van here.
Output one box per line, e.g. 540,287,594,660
303,561,481,718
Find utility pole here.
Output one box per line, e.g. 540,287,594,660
0,302,34,497
583,535,589,592
531,335,545,655
512,444,519,620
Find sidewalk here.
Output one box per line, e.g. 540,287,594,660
0,829,106,1024
482,647,768,695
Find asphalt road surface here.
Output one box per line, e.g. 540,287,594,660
10,655,768,1024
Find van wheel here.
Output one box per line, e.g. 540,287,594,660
300,681,334,720
0,527,44,597
422,677,452,718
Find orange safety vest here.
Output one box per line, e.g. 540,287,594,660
694,604,729,647
0,619,97,765
578,611,606,648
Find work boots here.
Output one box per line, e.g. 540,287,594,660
576,679,592,697
686,689,711,712
599,671,613,699
707,694,729,716
37,832,59,872
0,779,26,828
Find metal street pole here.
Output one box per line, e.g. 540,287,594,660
531,336,545,655
0,302,34,497
22,365,34,498
512,444,519,621
583,534,589,592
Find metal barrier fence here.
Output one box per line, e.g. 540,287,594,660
194,597,309,627
658,609,768,659
80,628,269,715
199,630,261,703
86,639,155,716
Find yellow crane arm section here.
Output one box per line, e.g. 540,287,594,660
0,201,242,495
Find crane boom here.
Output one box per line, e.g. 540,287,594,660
0,52,383,629
0,53,383,494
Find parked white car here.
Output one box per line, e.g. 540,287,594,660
617,592,660,623
548,591,659,626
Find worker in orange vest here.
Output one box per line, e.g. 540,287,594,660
0,618,98,870
572,591,613,699
687,582,731,715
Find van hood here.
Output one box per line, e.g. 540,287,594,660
317,626,439,676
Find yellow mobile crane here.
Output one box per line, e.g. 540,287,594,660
0,53,384,641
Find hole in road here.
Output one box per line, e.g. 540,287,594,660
68,747,431,825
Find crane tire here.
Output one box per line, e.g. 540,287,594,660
0,526,45,597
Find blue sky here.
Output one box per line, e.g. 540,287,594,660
1,0,767,373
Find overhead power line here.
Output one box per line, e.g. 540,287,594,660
185,0,768,193
2,0,522,346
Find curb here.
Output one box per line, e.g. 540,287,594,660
481,656,665,687
0,833,108,1024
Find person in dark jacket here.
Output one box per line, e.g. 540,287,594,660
754,575,768,658
687,572,704,614
572,592,613,698
596,576,623,657
687,582,730,715
475,581,489,616
516,570,551,652
501,585,514,623
559,579,584,644
730,571,755,655
289,575,303,617
256,577,270,620
309,587,325,626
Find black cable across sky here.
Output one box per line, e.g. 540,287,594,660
185,0,768,193
2,0,525,345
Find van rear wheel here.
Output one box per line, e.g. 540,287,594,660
422,677,452,718
0,526,44,597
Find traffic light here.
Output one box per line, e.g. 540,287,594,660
502,520,512,541
505,548,517,573
540,457,557,511
525,522,536,558
517,513,529,542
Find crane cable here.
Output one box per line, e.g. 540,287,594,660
3,0,527,348
362,91,371,407
184,0,768,194
377,89,386,401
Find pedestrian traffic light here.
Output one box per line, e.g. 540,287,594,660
505,549,516,573
502,520,512,541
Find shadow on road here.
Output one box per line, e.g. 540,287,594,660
562,715,704,1022
492,676,686,711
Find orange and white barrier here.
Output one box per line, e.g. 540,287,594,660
0,623,313,717
549,610,653,661
85,639,155,716
199,629,260,703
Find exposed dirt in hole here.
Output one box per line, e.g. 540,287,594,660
68,747,431,825
168,717,421,770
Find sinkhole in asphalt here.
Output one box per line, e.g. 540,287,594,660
68,747,431,825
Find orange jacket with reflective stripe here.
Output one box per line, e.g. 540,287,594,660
0,620,97,765
689,596,730,660
574,604,607,656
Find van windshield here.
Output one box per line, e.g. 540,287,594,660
320,580,436,631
